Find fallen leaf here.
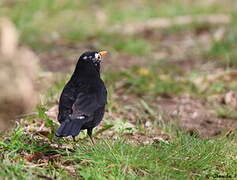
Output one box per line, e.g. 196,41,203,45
25,152,45,162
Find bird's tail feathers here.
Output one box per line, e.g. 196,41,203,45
55,117,83,137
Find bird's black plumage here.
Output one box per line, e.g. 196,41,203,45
55,51,107,140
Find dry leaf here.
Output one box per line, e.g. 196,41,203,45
25,152,45,162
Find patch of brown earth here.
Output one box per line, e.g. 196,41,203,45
157,95,237,138
39,49,76,72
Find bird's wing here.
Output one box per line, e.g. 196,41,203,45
71,85,107,119
57,84,78,123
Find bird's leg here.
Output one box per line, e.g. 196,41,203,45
72,136,77,142
87,128,95,145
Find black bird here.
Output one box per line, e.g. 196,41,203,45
55,51,108,142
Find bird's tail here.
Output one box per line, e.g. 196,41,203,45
55,118,83,137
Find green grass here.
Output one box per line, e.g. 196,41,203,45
104,64,197,97
1,0,237,179
216,105,237,119
208,32,237,67
0,127,237,179
71,136,237,179
206,9,237,67
103,35,152,56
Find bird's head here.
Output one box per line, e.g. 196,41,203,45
79,51,108,68
71,50,108,81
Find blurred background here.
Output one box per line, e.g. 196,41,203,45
0,0,236,135
0,0,237,178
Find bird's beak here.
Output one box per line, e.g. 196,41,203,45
99,51,108,57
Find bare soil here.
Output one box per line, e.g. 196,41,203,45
157,96,237,138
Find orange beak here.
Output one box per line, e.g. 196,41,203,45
99,51,108,57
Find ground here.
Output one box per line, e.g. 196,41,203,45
1,0,237,179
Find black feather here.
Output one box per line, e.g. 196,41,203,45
56,51,107,139
55,118,83,137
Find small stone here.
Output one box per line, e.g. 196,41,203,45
224,91,237,109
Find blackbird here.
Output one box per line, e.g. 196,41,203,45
55,51,108,142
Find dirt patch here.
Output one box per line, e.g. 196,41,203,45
157,95,237,138
39,51,75,73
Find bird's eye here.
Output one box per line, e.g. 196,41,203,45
95,53,101,60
